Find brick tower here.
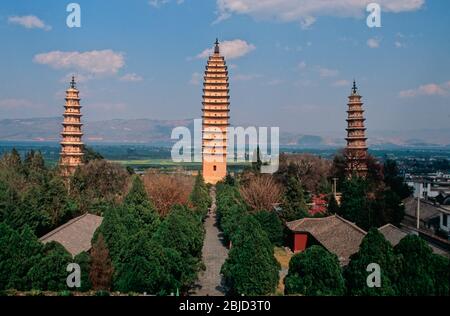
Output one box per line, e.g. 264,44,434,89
60,76,84,176
202,39,230,184
345,81,368,177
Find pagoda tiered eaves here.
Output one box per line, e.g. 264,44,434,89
59,76,84,177
345,81,368,177
201,39,230,184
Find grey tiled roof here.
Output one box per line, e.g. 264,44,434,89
378,224,408,246
403,197,442,221
286,215,367,265
40,213,103,257
379,223,449,258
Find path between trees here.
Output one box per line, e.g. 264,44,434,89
192,186,229,296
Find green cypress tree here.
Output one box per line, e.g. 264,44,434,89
282,176,308,222
221,215,280,295
252,210,284,246
124,176,159,230
344,228,398,296
339,177,373,230
27,241,72,291
284,245,345,296
394,235,437,296
189,172,211,217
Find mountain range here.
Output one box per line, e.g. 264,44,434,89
0,117,449,149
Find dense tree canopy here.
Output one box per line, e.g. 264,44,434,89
281,175,308,222
284,246,345,296
124,176,159,233
338,177,373,230
394,235,444,296
27,242,72,292
189,172,211,218
222,215,280,296
252,210,284,246
383,159,412,199
71,160,129,214
344,229,398,296
0,223,43,291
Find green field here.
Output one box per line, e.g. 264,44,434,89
112,158,251,172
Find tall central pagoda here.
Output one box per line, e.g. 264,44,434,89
202,39,230,184
345,80,368,177
60,76,84,176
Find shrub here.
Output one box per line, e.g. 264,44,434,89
284,246,345,296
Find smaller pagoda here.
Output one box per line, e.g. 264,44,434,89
59,76,84,176
345,80,368,177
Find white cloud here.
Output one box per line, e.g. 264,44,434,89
119,73,143,82
196,39,255,60
297,61,307,71
317,67,339,78
399,81,450,98
215,0,425,26
333,79,350,87
33,50,125,76
395,41,404,48
8,15,51,31
189,72,202,85
367,37,381,48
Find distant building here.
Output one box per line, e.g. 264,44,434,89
437,206,450,239
406,173,450,199
378,223,449,257
59,76,84,176
39,213,103,257
202,39,230,184
403,197,442,231
345,81,368,178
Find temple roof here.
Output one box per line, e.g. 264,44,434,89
40,213,103,257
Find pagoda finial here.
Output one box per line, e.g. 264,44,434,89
352,79,358,95
214,38,220,54
70,75,76,89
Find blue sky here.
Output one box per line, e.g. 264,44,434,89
0,0,449,135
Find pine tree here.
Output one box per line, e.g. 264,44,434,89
327,194,340,214
124,176,159,230
253,210,284,246
284,245,345,296
339,177,373,230
252,146,262,173
394,235,436,296
281,176,308,222
221,215,280,295
125,176,153,209
344,228,398,296
189,172,211,217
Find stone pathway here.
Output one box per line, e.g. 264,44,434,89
192,187,229,296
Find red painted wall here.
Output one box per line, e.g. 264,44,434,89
293,233,308,253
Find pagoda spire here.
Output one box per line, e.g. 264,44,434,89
59,76,84,177
352,79,358,95
70,75,76,89
201,39,230,184
345,81,368,178
214,38,220,54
